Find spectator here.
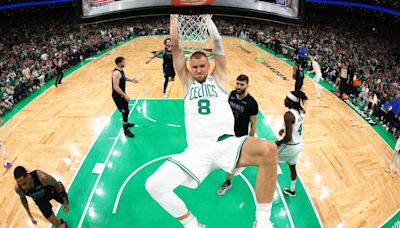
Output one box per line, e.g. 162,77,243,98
339,63,348,99
298,43,307,67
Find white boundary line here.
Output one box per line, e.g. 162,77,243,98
240,172,294,228
296,174,323,227
77,85,161,227
379,209,400,228
166,123,182,128
112,155,172,213
77,127,124,227
145,116,157,122
276,183,295,228
238,173,258,206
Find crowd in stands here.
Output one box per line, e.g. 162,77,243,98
0,14,168,115
1,4,399,136
214,10,400,136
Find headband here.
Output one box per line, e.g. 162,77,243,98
287,92,299,103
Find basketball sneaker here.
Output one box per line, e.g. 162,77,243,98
124,129,135,138
184,219,206,228
3,161,12,169
283,188,296,197
216,181,232,196
60,219,68,228
163,93,167,98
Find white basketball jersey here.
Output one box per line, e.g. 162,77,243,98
312,61,322,82
184,75,235,146
288,109,304,144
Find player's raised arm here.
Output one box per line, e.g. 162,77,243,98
207,18,226,87
170,15,191,90
145,49,164,64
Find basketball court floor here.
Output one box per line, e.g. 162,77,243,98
0,36,399,228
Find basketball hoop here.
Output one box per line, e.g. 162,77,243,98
171,14,212,49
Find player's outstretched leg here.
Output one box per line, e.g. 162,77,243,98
145,161,204,228
236,137,278,228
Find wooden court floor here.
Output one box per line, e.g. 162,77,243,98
0,36,398,227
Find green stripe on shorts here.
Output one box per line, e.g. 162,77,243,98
231,136,248,174
168,158,200,184
217,134,234,142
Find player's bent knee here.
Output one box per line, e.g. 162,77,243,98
260,141,278,165
145,175,164,198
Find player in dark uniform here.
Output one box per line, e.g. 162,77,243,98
217,74,259,195
293,59,304,92
54,52,64,87
112,57,139,138
14,166,68,227
146,38,176,98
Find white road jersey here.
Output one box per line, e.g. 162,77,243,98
287,109,304,145
184,75,235,146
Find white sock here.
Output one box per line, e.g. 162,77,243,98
256,203,272,224
181,214,199,228
180,213,194,225
290,180,296,192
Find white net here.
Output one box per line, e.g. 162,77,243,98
171,14,212,49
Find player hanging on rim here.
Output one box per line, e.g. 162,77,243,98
145,15,277,228
146,38,176,98
276,91,308,197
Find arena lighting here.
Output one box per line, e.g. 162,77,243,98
0,0,73,11
306,0,400,16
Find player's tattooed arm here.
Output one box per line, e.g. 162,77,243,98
15,186,36,223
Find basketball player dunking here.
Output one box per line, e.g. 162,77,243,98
112,57,139,138
276,91,308,197
14,166,68,227
146,38,176,98
145,15,277,228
